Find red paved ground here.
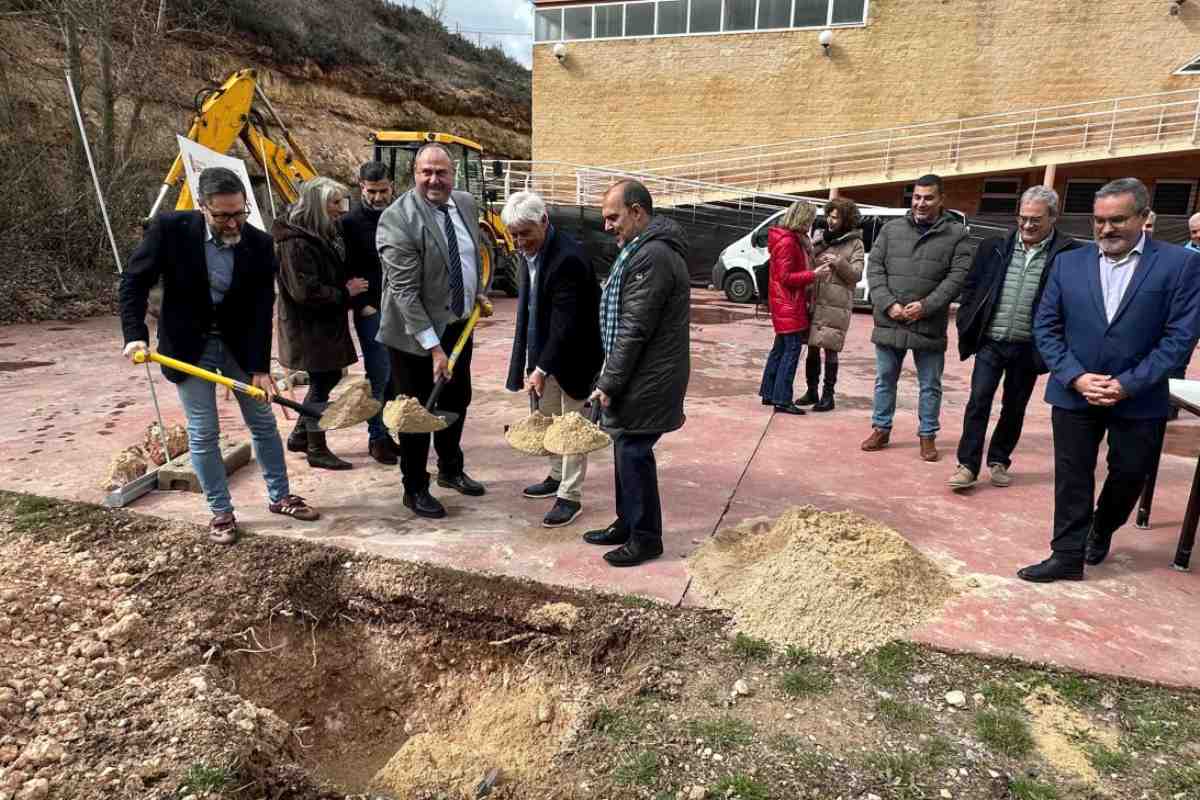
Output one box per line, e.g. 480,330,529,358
4,291,1199,687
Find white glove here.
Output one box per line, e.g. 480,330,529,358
123,341,148,362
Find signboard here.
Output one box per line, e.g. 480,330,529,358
175,135,267,232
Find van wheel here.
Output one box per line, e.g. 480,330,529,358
723,271,755,304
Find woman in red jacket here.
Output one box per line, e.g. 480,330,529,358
758,201,823,414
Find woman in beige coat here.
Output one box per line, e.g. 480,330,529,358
797,197,866,412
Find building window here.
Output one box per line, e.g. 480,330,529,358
902,183,914,207
1063,180,1107,215
657,0,687,35
626,1,655,35
1153,180,1198,216
535,0,868,44
534,8,562,42
978,177,1022,215
595,3,624,37
690,0,721,33
1176,52,1200,75
724,0,756,31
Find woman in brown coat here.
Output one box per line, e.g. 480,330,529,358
797,197,866,412
276,177,365,470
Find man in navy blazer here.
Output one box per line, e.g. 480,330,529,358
1022,178,1200,582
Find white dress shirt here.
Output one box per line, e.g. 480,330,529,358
1098,234,1144,323
416,195,480,350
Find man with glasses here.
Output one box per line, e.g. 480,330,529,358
949,186,1080,491
120,166,320,544
1019,178,1200,582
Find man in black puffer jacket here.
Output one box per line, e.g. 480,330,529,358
341,161,399,464
585,179,690,567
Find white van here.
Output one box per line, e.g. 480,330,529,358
711,206,969,308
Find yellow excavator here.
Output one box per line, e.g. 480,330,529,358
146,67,317,220
371,131,519,297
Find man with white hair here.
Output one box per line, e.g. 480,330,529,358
1186,212,1200,253
503,191,603,527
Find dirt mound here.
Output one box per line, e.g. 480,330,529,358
544,411,611,456
142,422,188,466
505,411,553,455
688,506,960,656
1023,685,1120,785
319,377,381,431
100,446,149,490
384,396,448,433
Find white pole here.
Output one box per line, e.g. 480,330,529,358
65,70,123,274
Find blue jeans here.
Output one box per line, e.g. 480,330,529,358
759,333,804,406
354,310,391,442
175,337,290,515
872,344,945,437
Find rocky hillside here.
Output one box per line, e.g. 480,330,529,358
0,0,531,324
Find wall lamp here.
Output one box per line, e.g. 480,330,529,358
1170,0,1186,15
818,29,833,57
553,42,567,64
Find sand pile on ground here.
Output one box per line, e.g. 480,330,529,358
544,411,610,455
688,506,960,656
101,446,149,490
318,377,381,430
525,602,581,631
1023,685,1119,785
142,422,188,466
371,679,580,797
506,411,553,455
383,396,447,433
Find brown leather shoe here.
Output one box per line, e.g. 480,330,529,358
861,428,891,451
920,436,939,462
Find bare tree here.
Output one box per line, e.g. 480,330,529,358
425,0,447,24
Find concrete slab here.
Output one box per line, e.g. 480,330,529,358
4,293,1200,687
156,438,252,493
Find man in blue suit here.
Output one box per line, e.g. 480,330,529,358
1023,178,1200,582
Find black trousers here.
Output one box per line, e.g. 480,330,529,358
301,369,343,434
613,432,663,543
955,338,1039,474
387,320,473,494
1050,406,1162,557
805,347,839,391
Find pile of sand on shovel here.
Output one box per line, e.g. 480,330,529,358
318,377,383,431
506,411,554,455
544,411,611,455
383,396,448,434
688,506,960,656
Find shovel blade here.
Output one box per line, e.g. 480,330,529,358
434,410,460,428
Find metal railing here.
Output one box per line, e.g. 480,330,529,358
596,89,1200,192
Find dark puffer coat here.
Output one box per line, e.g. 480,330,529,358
274,220,358,373
596,216,691,435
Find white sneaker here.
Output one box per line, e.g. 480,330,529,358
947,465,977,491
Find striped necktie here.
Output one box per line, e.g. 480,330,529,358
439,205,465,317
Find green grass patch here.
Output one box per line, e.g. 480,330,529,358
618,594,657,609
780,667,832,697
784,644,814,664
862,641,916,687
709,774,770,800
593,706,640,738
1008,777,1058,800
1120,690,1200,751
613,750,659,787
920,735,956,771
177,763,234,794
11,493,58,532
975,709,1034,757
731,632,772,661
1154,763,1200,795
978,680,1026,709
1046,673,1101,706
876,697,930,728
686,716,754,748
865,751,921,786
1085,743,1131,774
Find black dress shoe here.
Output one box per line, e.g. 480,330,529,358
437,471,486,496
603,538,664,567
524,476,561,499
774,403,807,415
1017,555,1084,583
403,490,446,519
543,498,582,528
286,426,308,453
795,389,819,406
583,520,629,546
368,438,398,465
1085,528,1115,566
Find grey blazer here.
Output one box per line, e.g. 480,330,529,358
376,189,485,356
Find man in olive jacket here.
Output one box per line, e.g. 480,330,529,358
585,180,690,568
863,174,972,462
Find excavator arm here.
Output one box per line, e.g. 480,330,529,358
147,68,318,219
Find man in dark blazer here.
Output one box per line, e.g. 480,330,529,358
502,191,603,528
376,143,489,519
119,166,319,544
950,186,1080,492
1022,178,1200,582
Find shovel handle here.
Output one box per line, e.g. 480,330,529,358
426,303,483,413
133,351,321,418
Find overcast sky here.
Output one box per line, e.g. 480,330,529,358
397,0,535,68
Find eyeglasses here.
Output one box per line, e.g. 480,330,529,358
206,209,250,224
